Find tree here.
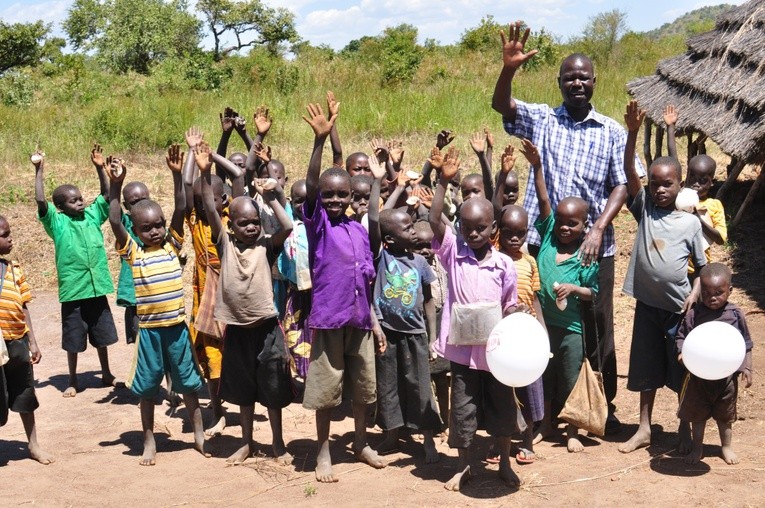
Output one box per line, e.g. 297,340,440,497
63,0,202,74
579,9,628,63
197,0,298,60
459,15,503,53
380,24,422,85
0,21,53,73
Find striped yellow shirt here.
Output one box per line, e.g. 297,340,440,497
117,229,186,329
0,260,32,340
512,253,541,316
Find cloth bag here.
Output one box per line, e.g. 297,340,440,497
448,302,502,346
558,302,607,436
194,265,225,339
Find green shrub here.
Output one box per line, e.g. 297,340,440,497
0,71,37,106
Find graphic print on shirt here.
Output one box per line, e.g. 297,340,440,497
379,258,420,312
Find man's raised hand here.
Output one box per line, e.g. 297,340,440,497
500,21,538,70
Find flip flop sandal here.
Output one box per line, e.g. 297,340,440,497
516,448,536,465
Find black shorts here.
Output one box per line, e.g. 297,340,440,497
124,306,139,345
219,318,294,408
61,296,118,353
448,361,524,449
3,337,39,414
678,373,738,424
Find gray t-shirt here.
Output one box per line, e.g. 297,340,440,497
373,249,435,334
623,187,706,313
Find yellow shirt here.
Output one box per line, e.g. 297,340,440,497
689,198,727,274
0,260,32,340
511,253,541,316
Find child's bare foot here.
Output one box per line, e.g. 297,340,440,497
101,373,117,387
498,460,521,487
62,385,77,398
226,444,252,465
618,428,651,453
423,439,440,463
444,465,470,491
678,422,692,454
355,445,387,469
29,445,55,465
140,436,156,466
721,445,739,465
532,423,553,445
567,436,584,453
684,442,704,464
272,441,293,465
194,434,211,458
204,416,226,437
315,447,337,483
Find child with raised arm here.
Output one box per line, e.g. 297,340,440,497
301,101,387,483
197,142,295,466
429,147,521,491
108,146,208,465
0,214,54,464
619,101,707,454
34,146,119,397
676,263,752,465
521,138,598,453
367,157,442,463
493,145,521,211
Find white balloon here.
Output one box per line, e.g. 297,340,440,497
681,321,746,380
675,188,699,212
485,312,550,387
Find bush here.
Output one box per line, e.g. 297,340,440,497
0,71,37,106
380,24,423,86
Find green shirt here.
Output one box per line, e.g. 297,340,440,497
535,214,599,334
38,195,114,303
116,213,142,307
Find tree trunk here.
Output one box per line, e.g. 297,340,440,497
731,165,764,229
643,117,653,167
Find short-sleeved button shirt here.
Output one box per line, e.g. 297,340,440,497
38,195,114,302
0,260,32,340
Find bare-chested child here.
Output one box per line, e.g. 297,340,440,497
0,214,54,464
33,146,119,397
676,263,752,465
108,146,209,465
300,100,387,483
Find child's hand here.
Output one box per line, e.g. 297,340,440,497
436,129,454,150
368,156,386,180
91,143,105,168
500,145,516,174
428,147,444,170
553,282,575,300
740,368,753,388
302,102,336,138
220,107,237,133
254,105,272,136
624,100,645,133
252,177,279,196
185,126,204,149
373,323,387,355
440,147,460,181
29,340,41,364
500,21,538,70
326,90,340,119
484,128,494,150
411,185,434,208
516,302,532,314
370,138,389,163
105,156,126,182
469,131,485,155
253,143,271,163
388,140,405,166
165,143,185,173
194,141,213,173
30,149,45,169
663,104,678,127
677,353,683,364
519,138,541,169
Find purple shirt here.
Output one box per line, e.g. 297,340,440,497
303,196,375,330
433,227,518,371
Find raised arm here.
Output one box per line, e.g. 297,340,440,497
469,131,494,199
197,142,224,241
663,104,678,161
253,179,293,249
493,145,516,212
33,150,48,217
107,157,129,249
302,102,337,216
371,138,397,182
327,91,343,167
91,143,109,198
624,100,645,200
252,105,271,147
384,168,411,210
491,21,538,121
215,107,236,179
183,126,203,216
368,155,387,256
429,147,459,243
520,139,550,220
166,143,186,236
233,110,253,151
420,130,454,188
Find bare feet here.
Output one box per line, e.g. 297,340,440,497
29,445,55,465
721,445,739,465
226,444,252,465
567,436,584,453
532,421,554,445
62,385,77,398
684,442,704,464
444,465,471,491
101,373,117,387
618,428,651,454
355,445,387,469
194,433,211,458
678,424,693,455
315,450,338,483
423,439,440,464
275,451,293,465
498,460,522,487
140,435,156,466
204,416,226,437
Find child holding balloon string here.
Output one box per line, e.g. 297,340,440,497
675,263,752,465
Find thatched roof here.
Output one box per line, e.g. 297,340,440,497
627,0,765,164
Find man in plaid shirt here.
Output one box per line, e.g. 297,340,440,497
492,22,644,434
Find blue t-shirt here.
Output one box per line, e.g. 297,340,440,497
373,249,435,334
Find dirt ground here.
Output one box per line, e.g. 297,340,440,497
2,155,765,506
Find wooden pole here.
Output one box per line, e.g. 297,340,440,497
716,158,747,203
731,165,764,229
643,117,653,167
654,125,664,159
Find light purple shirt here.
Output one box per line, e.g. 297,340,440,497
433,227,518,371
303,196,375,330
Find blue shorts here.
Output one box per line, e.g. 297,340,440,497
126,322,203,398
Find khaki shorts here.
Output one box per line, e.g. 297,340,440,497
302,327,376,410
